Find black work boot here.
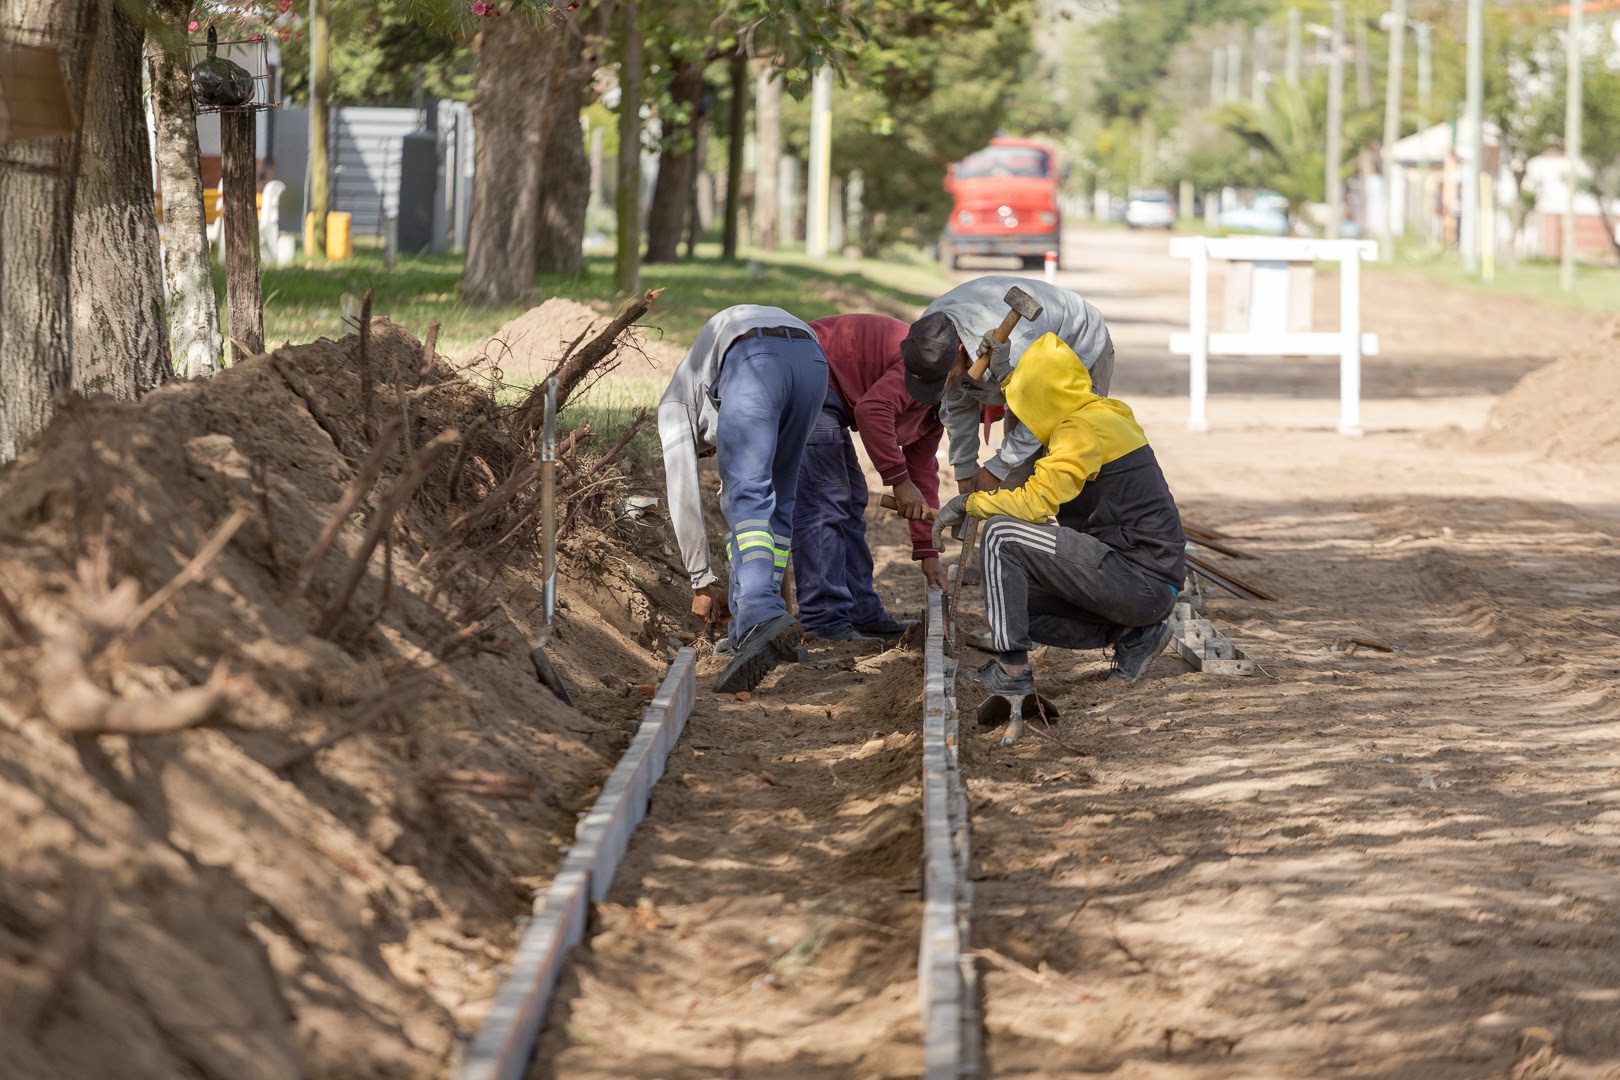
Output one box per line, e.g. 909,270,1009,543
853,615,918,639
1108,619,1172,683
714,614,802,693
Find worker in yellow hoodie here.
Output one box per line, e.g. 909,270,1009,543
930,333,1186,695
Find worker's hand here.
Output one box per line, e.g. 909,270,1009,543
920,556,948,593
890,479,930,521
690,584,729,627
978,332,1013,381
970,465,1001,493
931,494,969,550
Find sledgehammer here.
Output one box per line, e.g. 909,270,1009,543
965,284,1043,383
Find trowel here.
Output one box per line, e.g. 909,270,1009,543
529,377,573,705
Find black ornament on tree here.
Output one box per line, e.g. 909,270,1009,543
191,26,254,109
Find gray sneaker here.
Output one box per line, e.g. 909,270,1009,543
1108,619,1172,683
961,657,1035,697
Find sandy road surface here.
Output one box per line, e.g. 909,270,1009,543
952,228,1620,1077
532,227,1618,1078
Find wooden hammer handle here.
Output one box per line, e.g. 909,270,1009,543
878,493,937,521
966,307,1025,382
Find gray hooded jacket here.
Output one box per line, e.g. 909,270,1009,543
924,276,1113,481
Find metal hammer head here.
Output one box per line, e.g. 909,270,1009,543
1003,285,1043,324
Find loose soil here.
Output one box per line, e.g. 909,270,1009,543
951,229,1620,1077
0,320,691,1079
457,296,684,388
1483,318,1620,463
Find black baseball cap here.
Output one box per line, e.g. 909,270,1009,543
901,311,961,405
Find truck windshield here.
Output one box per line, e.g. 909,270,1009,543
956,146,1049,180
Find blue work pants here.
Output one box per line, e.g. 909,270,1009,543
791,390,888,635
714,333,827,642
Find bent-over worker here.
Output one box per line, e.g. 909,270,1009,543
930,333,1185,697
904,276,1115,494
658,305,827,692
789,313,943,641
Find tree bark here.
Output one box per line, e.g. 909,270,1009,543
308,0,330,255
645,60,704,263
0,0,95,463
535,6,611,275
613,2,643,295
753,65,780,251
70,0,169,398
221,111,263,358
148,15,221,377
721,49,747,259
462,15,552,305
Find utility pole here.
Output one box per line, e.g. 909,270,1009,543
1416,22,1432,119
1562,0,1583,292
1226,42,1242,102
1252,24,1270,106
1382,0,1407,260
1461,0,1483,273
1211,47,1226,105
1286,7,1302,84
805,64,832,259
307,0,330,256
1326,2,1345,239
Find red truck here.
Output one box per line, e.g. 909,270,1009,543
940,136,1063,270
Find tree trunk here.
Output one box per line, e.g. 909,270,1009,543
613,2,643,294
148,15,221,377
221,111,263,359
645,60,704,263
462,15,553,305
1595,182,1620,261
721,50,747,260
309,0,330,255
0,0,95,462
684,122,706,259
535,6,611,275
70,0,169,398
753,65,780,251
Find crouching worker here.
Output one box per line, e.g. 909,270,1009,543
659,305,827,693
792,313,945,641
930,333,1185,696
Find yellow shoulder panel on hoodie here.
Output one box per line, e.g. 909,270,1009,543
966,334,1149,523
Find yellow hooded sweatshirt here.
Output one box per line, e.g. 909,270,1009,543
964,333,1148,524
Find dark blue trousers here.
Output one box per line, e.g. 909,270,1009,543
715,334,827,642
791,393,889,635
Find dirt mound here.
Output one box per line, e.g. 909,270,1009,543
0,321,691,1078
1483,319,1620,462
457,296,682,387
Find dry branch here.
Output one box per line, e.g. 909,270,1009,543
123,509,250,638
419,318,441,381
294,417,403,596
523,286,664,422
1186,553,1276,602
38,635,246,736
595,408,652,471
315,429,459,639
358,289,376,444
271,353,349,459
0,583,39,646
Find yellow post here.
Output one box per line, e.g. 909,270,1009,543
325,211,352,260
1480,173,1495,282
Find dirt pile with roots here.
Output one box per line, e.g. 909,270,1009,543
1483,318,1620,462
457,296,683,387
0,319,691,1079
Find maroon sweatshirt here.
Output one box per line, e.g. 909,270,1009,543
810,314,943,561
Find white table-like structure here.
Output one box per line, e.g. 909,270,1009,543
1170,236,1378,436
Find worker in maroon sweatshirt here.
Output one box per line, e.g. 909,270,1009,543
791,313,946,642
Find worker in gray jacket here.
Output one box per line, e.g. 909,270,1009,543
903,276,1115,494
658,304,827,693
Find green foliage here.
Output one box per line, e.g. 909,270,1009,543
1091,0,1267,122
780,0,1037,250
1166,132,1266,195
1218,73,1381,222
278,2,474,106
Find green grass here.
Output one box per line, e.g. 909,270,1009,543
1372,245,1620,315
241,241,951,358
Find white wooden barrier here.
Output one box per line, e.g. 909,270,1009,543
1170,236,1378,436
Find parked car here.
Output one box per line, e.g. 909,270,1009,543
1124,189,1176,229
1218,193,1290,236
940,137,1062,270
